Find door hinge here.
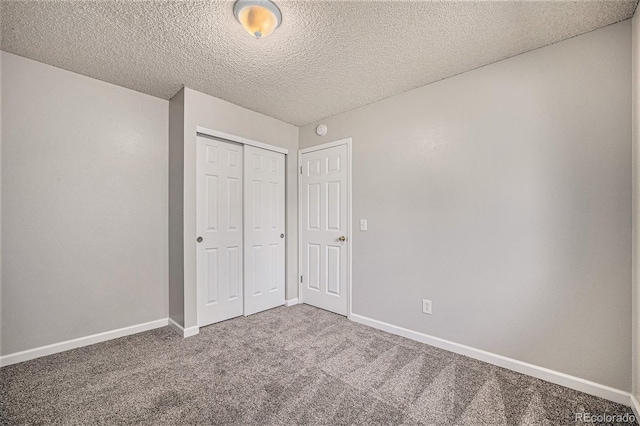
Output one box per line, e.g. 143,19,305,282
300,275,303,283
300,166,303,175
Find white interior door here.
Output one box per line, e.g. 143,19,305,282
197,135,244,326
244,145,286,315
300,143,349,316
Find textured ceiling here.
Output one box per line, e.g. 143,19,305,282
1,1,637,126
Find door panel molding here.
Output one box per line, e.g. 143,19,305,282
298,138,352,318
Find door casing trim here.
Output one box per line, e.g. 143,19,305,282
197,126,288,155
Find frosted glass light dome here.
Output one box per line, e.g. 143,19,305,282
234,0,282,39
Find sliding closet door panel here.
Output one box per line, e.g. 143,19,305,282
197,136,243,327
244,145,286,316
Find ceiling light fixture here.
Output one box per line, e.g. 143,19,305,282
233,0,282,39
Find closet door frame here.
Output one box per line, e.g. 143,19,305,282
197,127,288,156
195,126,288,329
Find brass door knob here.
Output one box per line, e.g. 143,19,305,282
338,236,346,242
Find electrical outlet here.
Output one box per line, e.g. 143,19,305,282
422,299,432,315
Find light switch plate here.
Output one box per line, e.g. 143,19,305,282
360,219,368,231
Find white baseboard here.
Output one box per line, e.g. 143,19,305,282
350,313,631,406
285,298,299,307
0,318,168,367
631,394,640,419
168,318,200,338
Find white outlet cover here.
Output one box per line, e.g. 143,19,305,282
422,299,432,314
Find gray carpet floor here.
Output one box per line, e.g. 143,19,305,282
0,304,635,425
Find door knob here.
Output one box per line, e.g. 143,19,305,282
197,237,203,243
280,233,285,238
338,235,346,242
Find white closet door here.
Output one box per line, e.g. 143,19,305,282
243,145,286,316
196,136,244,327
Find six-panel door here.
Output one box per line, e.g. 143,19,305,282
243,145,286,315
196,136,244,327
301,144,349,315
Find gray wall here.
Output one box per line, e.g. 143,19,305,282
0,43,3,357
169,87,298,329
168,89,185,327
633,12,640,405
1,52,169,355
300,21,632,391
